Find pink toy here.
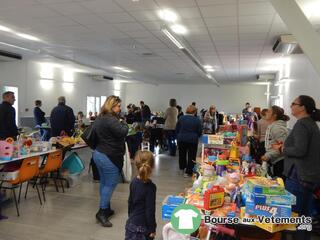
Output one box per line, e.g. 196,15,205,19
0,140,14,161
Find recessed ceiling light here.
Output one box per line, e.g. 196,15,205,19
0,25,12,32
16,33,40,41
170,24,187,34
113,66,124,70
204,65,213,69
158,9,178,22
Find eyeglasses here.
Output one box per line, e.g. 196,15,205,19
291,102,302,107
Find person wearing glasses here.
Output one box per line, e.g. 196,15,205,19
92,95,128,228
272,95,320,240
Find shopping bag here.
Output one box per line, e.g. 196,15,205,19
122,143,132,182
81,125,97,149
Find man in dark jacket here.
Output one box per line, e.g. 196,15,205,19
0,91,18,140
50,96,75,137
140,101,151,123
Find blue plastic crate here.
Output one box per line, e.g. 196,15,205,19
162,195,185,220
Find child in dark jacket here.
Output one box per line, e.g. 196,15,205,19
125,151,157,240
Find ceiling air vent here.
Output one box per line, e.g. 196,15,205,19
272,34,303,54
92,75,113,81
0,50,22,62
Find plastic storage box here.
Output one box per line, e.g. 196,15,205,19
61,152,85,174
162,195,185,220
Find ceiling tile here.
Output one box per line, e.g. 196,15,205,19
0,5,61,19
81,0,124,13
68,14,106,25
239,25,270,34
99,12,135,23
239,15,273,26
115,0,158,11
239,2,275,16
182,18,205,28
196,0,236,6
135,37,162,44
175,7,202,19
156,0,196,8
212,34,238,41
204,17,237,27
141,21,162,31
113,22,145,32
0,0,38,9
46,2,90,15
130,10,159,22
239,33,267,40
209,26,238,35
200,4,237,18
125,30,154,38
188,27,209,35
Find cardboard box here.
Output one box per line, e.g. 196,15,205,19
251,190,296,206
246,177,285,195
245,198,291,218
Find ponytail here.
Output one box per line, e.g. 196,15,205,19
135,150,155,183
299,95,320,122
271,105,290,122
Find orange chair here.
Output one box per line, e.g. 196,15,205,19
0,156,42,216
31,150,64,202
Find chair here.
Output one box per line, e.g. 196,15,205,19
0,156,42,216
28,150,64,202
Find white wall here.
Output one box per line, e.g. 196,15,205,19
125,83,268,114
271,55,320,128
0,60,126,121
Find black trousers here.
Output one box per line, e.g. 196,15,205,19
178,142,198,175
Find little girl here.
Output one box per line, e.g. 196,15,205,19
125,150,157,240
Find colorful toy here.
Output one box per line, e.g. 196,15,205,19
246,177,285,195
216,160,229,176
203,164,215,178
245,198,291,218
204,185,225,210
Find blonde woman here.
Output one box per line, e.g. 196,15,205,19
92,95,128,227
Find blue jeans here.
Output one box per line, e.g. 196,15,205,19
286,178,314,240
93,150,120,209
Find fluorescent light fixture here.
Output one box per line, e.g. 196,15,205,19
63,82,74,92
170,24,187,34
0,25,12,32
206,69,215,72
40,79,53,90
206,73,212,79
0,41,39,53
161,28,184,49
264,92,271,95
16,33,41,41
113,66,124,70
158,9,177,22
122,69,132,73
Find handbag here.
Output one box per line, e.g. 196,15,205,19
81,125,97,149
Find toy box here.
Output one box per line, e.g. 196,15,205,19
246,177,285,195
251,190,296,206
162,195,185,220
254,212,298,233
204,186,224,210
202,135,224,145
245,198,291,218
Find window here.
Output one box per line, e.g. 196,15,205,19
86,96,95,117
101,96,107,107
3,86,18,125
95,97,100,114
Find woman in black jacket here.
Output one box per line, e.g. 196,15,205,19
273,95,320,240
93,95,128,227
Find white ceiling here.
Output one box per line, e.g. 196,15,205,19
0,0,318,84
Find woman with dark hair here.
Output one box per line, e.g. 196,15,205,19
164,98,178,156
273,95,320,240
93,95,128,227
261,105,289,179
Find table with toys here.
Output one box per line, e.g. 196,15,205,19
162,124,298,240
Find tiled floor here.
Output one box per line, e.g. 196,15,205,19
0,149,191,240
